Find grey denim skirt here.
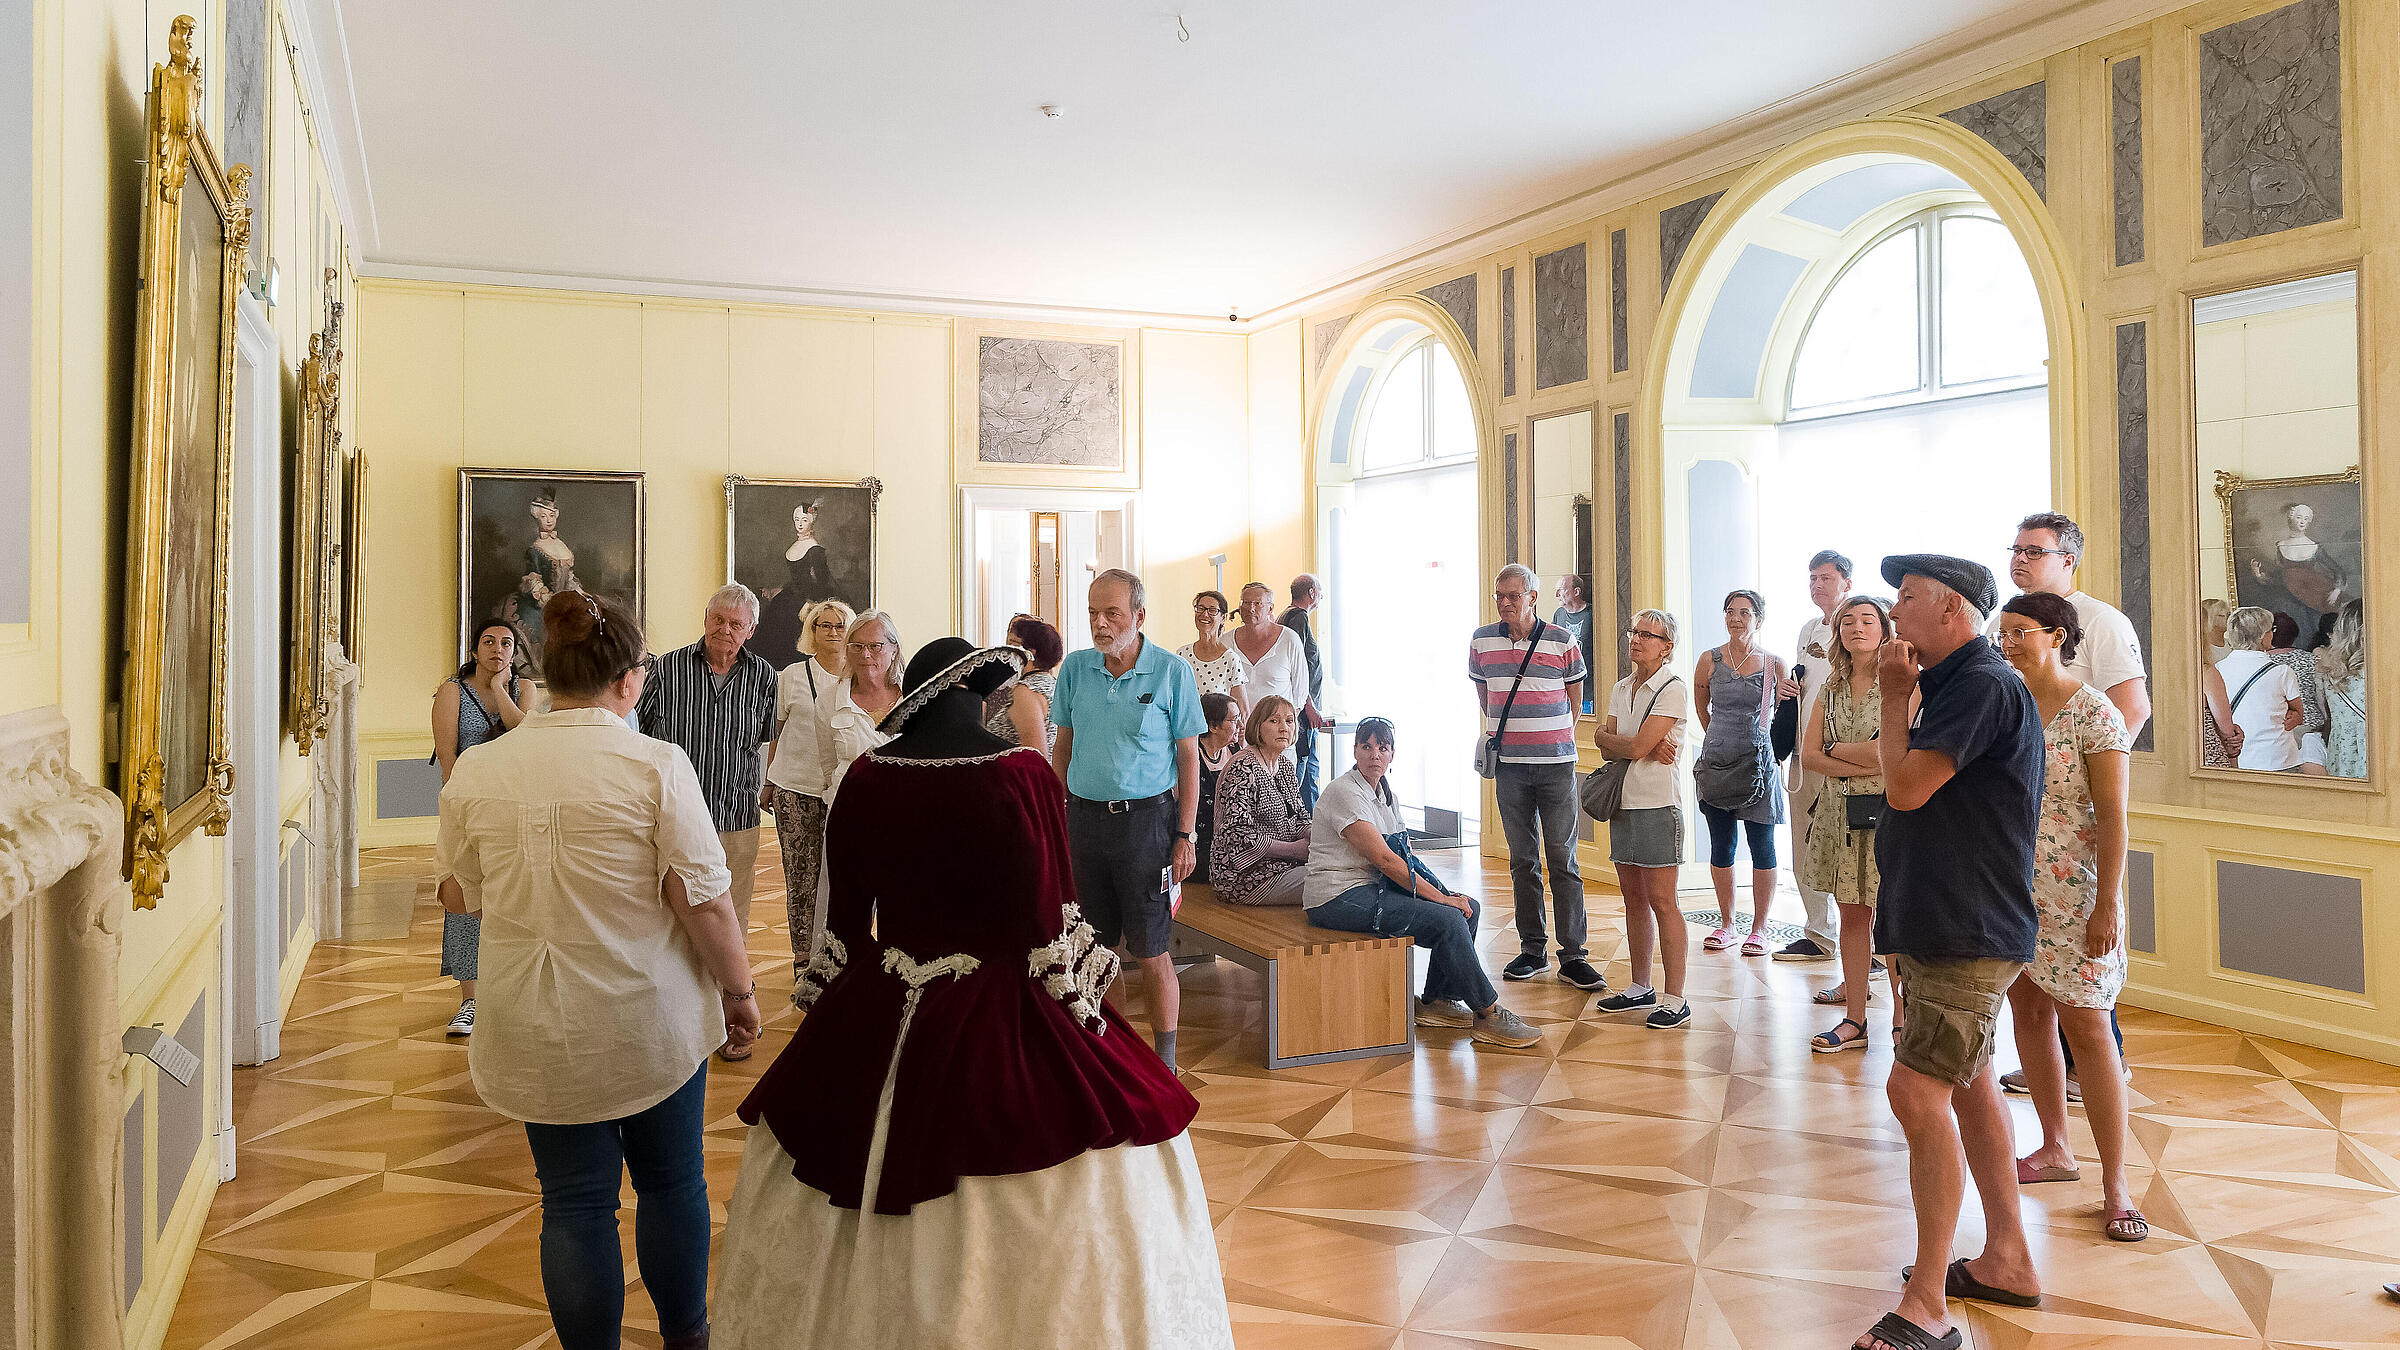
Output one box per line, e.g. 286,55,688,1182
1608,805,1683,868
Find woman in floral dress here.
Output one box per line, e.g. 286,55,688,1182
1994,593,2143,1244
1799,597,1899,1054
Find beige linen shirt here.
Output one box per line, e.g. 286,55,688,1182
438,708,733,1124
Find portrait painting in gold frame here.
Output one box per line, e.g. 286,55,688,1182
340,449,368,665
288,272,341,753
119,15,248,907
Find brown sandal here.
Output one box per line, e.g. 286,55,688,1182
2104,1209,2149,1242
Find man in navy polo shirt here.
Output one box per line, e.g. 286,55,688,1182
1053,568,1205,1072
1853,553,2047,1350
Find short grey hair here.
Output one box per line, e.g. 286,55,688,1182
707,583,760,622
2226,605,2276,652
846,609,902,651
1633,608,1679,649
1092,567,1146,611
2017,511,2084,562
1809,549,1854,580
1495,563,1539,592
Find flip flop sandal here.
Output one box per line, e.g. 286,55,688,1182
1704,927,1737,951
719,1042,755,1063
1900,1257,2042,1309
2384,1282,2400,1303
1813,1018,1869,1053
1851,1310,1961,1350
1813,984,1849,1004
1741,935,1769,956
2016,1157,2081,1184
2104,1209,2150,1242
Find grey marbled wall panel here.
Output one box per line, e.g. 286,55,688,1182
2112,58,2145,266
1533,243,1589,390
1658,192,1722,298
124,1097,144,1309
1612,411,1632,677
1312,315,1354,372
157,1002,208,1238
1502,431,1520,563
1610,229,1629,373
225,0,269,273
2200,0,2343,246
1420,275,1478,355
2127,849,2156,953
1501,266,1517,397
2117,322,2155,752
2217,859,2366,993
1944,82,2048,200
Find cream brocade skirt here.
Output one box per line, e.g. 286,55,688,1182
714,1125,1234,1350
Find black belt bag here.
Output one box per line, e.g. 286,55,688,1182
1844,793,1886,832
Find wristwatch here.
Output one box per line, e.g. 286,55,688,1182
1173,829,1195,842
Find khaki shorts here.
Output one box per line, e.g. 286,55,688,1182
1891,955,2025,1087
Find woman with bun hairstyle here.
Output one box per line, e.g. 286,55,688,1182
437,590,762,1350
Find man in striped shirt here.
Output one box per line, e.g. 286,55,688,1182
637,585,781,978
1469,564,1599,990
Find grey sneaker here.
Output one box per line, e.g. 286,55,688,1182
445,1000,475,1037
1415,998,1476,1028
1470,1006,1542,1048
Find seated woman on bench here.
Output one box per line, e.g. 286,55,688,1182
1210,695,1312,905
1303,717,1542,1050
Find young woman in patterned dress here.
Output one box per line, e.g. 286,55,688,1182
431,619,525,1036
1994,592,2143,1244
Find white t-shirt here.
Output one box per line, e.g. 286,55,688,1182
1237,625,1310,715
1793,613,1839,713
766,656,843,796
2217,649,2303,771
1304,768,1407,909
1986,591,2146,694
1606,664,1691,811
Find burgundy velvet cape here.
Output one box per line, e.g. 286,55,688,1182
738,745,1198,1215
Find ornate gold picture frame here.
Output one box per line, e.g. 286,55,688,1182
340,449,368,665
723,475,880,671
119,16,248,907
2213,465,2362,622
289,270,342,753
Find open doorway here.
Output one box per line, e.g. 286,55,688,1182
959,484,1136,653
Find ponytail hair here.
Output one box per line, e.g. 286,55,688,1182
541,590,643,697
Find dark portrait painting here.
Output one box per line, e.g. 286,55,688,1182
460,469,644,681
727,476,878,670
161,174,228,814
2223,470,2361,649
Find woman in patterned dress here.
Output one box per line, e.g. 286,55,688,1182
431,619,526,1036
1798,596,1901,1053
2316,599,2367,779
1176,589,1252,717
1208,697,1309,905
1995,593,2144,1244
985,614,1063,753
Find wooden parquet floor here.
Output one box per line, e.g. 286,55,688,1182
162,838,2400,1349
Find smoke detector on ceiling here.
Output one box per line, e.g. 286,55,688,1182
1039,104,1064,120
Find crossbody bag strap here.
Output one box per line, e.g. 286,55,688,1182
1490,619,1545,741
2229,664,2274,714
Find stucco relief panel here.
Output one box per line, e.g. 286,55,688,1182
2200,0,2343,247
1943,82,2047,200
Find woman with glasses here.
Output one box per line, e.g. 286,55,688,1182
1306,717,1541,1048
1993,592,2143,1244
437,591,760,1350
1592,610,1695,1029
1800,597,1901,1053
1177,589,1253,716
2211,606,2307,772
764,600,859,985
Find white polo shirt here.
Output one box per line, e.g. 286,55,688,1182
1607,664,1690,811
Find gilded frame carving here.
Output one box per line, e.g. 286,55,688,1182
119,16,247,907
340,448,368,665
289,269,342,753
2213,464,2362,599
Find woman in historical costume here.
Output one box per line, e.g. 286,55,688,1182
2240,501,2350,643
506,487,581,673
749,499,841,670
714,637,1232,1350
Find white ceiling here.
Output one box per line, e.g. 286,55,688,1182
310,0,2091,322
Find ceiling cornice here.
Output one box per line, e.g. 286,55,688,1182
1245,0,2189,327
285,0,380,251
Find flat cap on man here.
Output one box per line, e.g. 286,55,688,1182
1880,553,1999,619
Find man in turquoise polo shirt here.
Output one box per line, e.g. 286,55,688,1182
1053,568,1205,1071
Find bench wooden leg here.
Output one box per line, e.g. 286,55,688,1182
1264,938,1415,1069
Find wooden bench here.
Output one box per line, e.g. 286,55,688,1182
1171,885,1415,1069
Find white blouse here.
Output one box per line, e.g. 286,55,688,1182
766,656,844,797
1236,625,1310,715
1176,640,1254,699
438,708,733,1125
822,679,894,800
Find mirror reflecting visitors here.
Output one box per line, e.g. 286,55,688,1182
2192,270,2365,778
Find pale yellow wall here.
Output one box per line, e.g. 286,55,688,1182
1246,320,1308,590
353,282,1261,752
2194,298,2360,600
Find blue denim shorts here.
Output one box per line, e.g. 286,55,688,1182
1608,806,1682,868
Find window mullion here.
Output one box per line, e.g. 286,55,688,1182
1921,216,1939,395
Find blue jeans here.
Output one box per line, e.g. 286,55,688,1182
1495,761,1586,959
521,1066,711,1349
1311,879,1496,1012
1295,746,1322,812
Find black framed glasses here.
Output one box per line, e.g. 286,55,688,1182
1625,627,1670,642
1992,626,2062,646
631,653,658,677
2006,545,2072,561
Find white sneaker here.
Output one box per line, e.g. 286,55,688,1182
445,1000,475,1037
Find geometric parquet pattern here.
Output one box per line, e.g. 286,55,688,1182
164,837,2400,1349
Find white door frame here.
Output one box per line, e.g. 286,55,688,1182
225,290,282,1091
956,484,1141,644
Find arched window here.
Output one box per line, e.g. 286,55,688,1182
1787,206,2045,417
1359,336,1476,473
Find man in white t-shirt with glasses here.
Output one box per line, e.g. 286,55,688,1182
1989,510,2150,1101
1772,549,1853,964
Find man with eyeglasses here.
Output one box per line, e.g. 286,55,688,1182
635,585,782,1058
1990,512,2148,1100
1053,569,1206,1072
